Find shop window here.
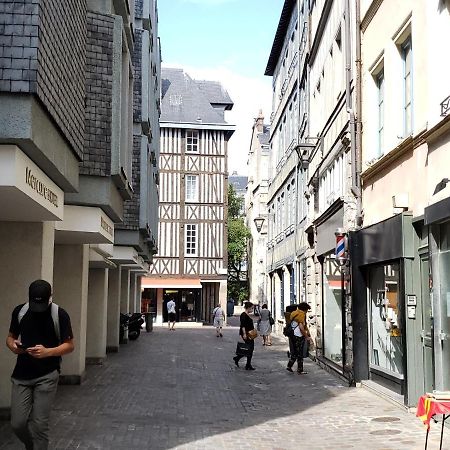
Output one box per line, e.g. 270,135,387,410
368,262,403,375
322,253,343,366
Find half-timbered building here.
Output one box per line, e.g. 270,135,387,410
143,68,235,325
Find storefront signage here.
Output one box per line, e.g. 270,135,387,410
25,167,59,207
100,217,113,237
55,205,114,244
0,145,64,221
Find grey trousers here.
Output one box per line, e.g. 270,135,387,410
11,370,59,450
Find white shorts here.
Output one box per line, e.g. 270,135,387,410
214,318,224,328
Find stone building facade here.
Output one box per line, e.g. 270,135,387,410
246,111,270,307
0,0,161,413
261,0,360,381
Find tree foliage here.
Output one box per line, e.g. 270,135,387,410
227,184,250,303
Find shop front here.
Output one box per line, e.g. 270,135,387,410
315,205,349,377
162,289,201,322
351,212,428,406
425,188,450,393
141,278,203,325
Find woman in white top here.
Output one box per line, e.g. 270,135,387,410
212,304,225,337
258,304,273,346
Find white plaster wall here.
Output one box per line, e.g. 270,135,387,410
0,222,54,409
361,0,450,226
361,1,425,167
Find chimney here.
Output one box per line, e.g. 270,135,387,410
255,109,264,133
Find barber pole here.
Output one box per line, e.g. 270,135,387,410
335,229,347,264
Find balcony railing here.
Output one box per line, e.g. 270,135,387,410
441,95,450,117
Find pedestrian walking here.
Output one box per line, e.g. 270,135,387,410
257,304,273,346
212,304,225,337
286,302,312,374
284,303,298,359
6,279,74,450
233,301,257,370
167,297,177,331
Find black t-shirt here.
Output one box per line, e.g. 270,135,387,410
239,312,254,337
9,303,73,380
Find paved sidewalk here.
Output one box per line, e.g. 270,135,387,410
0,319,441,449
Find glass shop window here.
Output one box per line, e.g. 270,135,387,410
368,262,403,375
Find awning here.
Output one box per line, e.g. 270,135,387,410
141,277,202,289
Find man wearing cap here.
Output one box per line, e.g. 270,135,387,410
6,279,74,450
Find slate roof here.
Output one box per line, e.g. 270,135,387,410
160,68,234,125
195,80,233,110
229,175,248,194
265,0,296,76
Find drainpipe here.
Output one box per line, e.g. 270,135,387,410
345,0,361,209
355,0,363,225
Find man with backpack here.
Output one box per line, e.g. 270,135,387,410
6,279,74,450
286,302,312,375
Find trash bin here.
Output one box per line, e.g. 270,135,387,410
227,300,234,317
144,313,153,332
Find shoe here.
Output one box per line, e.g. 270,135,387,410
219,333,223,337
297,370,308,375
233,356,239,367
286,367,294,373
267,343,272,346
245,366,256,371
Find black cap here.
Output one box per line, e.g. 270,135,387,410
29,279,52,312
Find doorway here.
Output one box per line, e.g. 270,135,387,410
162,289,200,322
420,255,434,393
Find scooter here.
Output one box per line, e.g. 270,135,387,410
119,313,144,342
127,312,144,340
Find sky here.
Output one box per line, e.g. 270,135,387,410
157,0,285,175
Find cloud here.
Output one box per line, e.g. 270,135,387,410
162,62,272,176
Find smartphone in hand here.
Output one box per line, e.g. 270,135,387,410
16,342,27,350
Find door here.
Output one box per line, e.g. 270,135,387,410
420,256,434,393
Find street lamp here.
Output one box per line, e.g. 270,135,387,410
253,217,265,233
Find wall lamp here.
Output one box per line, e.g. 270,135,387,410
253,217,265,233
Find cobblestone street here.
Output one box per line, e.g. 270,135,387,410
0,320,442,450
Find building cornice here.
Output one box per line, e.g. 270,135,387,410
361,0,384,33
309,0,334,66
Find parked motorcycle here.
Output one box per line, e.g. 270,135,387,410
119,312,144,342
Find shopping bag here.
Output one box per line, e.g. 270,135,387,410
236,342,251,356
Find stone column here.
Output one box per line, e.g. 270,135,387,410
120,268,130,313
107,267,121,352
120,268,130,343
129,272,137,312
0,222,55,413
53,244,89,384
136,276,142,313
86,268,108,365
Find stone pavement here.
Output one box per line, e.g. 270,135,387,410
0,317,443,450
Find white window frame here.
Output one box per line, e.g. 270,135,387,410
185,224,197,256
402,38,412,136
376,70,385,157
185,175,199,202
186,130,199,153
